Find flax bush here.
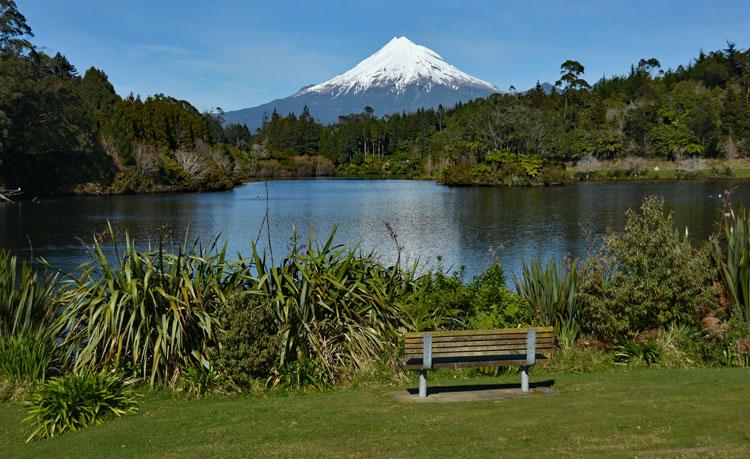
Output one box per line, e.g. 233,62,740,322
515,257,582,346
252,229,415,384
713,206,750,325
56,226,240,386
24,369,139,442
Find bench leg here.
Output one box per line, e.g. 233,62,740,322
521,366,529,392
419,370,428,399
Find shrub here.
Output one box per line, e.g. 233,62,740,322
579,197,719,341
0,376,31,403
463,262,533,329
214,293,280,388
56,226,237,386
653,324,710,368
24,369,139,442
293,155,336,177
408,262,532,331
406,267,469,330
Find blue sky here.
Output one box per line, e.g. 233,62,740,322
20,0,750,111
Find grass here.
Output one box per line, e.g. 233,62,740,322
0,368,748,457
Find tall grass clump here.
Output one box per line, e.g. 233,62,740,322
56,226,239,386
24,369,139,442
0,250,58,336
0,330,58,384
0,251,61,395
515,257,582,346
253,229,415,386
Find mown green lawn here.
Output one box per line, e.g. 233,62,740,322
1,368,748,458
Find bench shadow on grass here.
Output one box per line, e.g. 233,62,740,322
406,380,555,396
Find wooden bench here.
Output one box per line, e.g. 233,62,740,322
402,327,554,398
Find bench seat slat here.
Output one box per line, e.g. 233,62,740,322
404,327,552,339
405,332,553,344
404,337,554,350
405,343,553,357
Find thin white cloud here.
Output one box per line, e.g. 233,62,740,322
126,44,190,57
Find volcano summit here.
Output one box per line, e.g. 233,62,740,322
224,36,498,129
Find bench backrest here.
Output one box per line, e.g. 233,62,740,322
403,327,554,370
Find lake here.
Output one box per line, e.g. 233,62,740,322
1,179,748,281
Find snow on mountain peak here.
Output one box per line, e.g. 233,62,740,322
298,36,497,97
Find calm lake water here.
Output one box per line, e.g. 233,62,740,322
2,179,749,281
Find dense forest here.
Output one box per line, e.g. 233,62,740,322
0,1,252,195
2,0,750,195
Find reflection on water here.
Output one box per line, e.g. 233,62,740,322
1,179,747,280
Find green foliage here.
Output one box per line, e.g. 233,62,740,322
0,330,59,384
614,339,660,366
406,268,468,330
580,197,719,341
268,358,331,391
653,324,716,368
214,293,280,388
23,369,139,442
251,229,414,384
544,344,613,373
177,364,224,398
56,225,235,386
0,251,58,336
713,206,750,325
463,262,533,329
407,262,532,331
0,251,61,396
516,257,582,346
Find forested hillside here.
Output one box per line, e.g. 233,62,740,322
250,46,750,185
0,1,252,195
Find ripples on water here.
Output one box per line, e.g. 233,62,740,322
1,179,748,281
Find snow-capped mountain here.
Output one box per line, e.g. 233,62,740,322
224,36,498,129
298,36,497,96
